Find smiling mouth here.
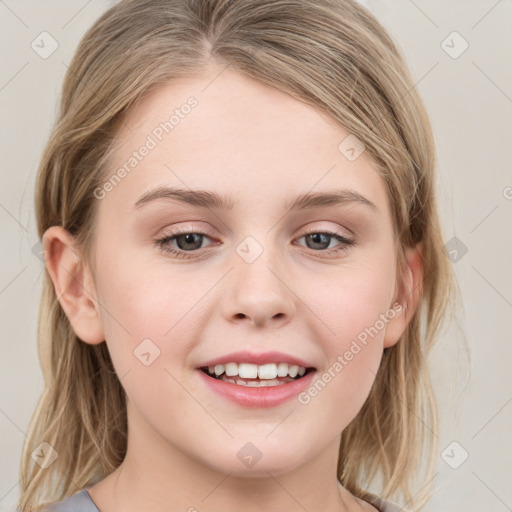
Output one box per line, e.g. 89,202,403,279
199,365,315,387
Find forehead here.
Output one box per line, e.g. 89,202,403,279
103,65,390,218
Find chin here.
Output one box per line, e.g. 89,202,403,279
204,447,306,478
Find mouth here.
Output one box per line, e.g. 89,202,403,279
199,362,316,388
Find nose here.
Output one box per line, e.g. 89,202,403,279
221,249,296,328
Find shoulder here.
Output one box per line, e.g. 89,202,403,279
366,492,408,512
378,499,405,512
39,489,100,512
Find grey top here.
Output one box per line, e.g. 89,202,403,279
42,489,100,512
41,488,405,512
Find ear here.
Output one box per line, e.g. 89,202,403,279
42,226,105,345
383,242,423,349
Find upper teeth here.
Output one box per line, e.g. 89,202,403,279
207,362,307,380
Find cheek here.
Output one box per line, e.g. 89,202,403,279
296,261,395,416
94,253,222,404
304,258,395,345
94,262,197,424
97,249,206,341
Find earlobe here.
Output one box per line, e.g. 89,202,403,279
42,226,105,345
383,243,423,349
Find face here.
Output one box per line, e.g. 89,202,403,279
48,61,418,480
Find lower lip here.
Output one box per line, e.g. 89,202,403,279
197,369,316,408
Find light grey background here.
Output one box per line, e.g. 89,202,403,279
1,1,511,511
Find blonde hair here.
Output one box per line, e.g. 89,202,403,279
19,0,463,510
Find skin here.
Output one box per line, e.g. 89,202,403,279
44,60,422,512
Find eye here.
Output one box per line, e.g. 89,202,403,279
154,227,355,259
154,227,216,259
295,229,355,257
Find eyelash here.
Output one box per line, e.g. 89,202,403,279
154,227,355,260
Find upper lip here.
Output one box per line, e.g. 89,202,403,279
197,350,315,369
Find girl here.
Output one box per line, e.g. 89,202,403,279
18,0,460,511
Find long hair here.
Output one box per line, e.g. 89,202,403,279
19,0,464,510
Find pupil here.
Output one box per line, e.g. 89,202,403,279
307,233,329,250
178,233,201,250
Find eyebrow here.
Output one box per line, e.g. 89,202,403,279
133,186,377,212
